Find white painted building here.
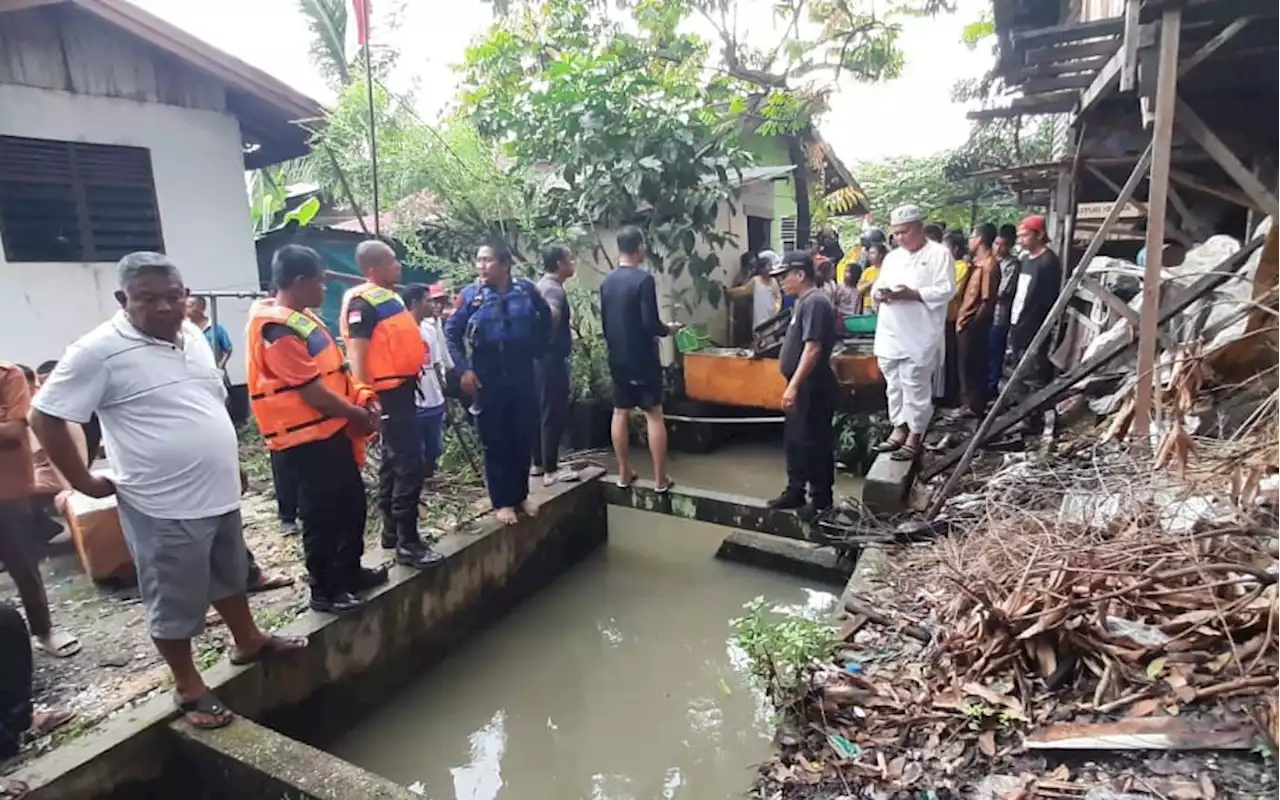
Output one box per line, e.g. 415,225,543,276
0,0,321,384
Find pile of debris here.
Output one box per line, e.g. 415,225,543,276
755,439,1278,800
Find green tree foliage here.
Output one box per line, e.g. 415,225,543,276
459,0,753,307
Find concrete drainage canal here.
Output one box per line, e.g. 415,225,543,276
15,469,851,800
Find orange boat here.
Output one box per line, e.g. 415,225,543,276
681,342,883,412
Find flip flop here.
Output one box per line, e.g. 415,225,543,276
176,691,234,730
247,573,295,594
874,439,904,453
890,443,921,462
229,633,308,666
615,470,638,489
1,779,30,799
33,631,81,659
654,477,676,494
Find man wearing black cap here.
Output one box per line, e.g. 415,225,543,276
767,251,837,519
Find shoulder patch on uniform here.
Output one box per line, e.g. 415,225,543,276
285,311,318,337
347,309,364,325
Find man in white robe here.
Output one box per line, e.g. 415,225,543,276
871,204,957,461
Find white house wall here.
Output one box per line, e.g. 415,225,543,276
0,84,258,383
573,205,746,361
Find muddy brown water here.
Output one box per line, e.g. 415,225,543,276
331,505,837,799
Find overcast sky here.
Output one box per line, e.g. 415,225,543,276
131,0,993,162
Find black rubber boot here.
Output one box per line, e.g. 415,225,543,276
309,590,366,615
395,540,444,570
350,566,389,592
766,491,806,510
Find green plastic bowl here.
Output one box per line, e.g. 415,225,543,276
844,315,877,335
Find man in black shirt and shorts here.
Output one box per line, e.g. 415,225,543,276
599,226,680,491
768,251,838,519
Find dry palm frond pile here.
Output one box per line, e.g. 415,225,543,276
757,442,1278,800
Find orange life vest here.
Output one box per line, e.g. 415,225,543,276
339,282,426,392
247,305,354,452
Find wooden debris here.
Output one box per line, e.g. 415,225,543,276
1025,718,1262,751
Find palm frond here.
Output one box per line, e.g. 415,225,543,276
298,0,351,89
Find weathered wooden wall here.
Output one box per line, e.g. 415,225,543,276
0,6,225,111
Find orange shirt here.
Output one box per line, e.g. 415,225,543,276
0,362,34,501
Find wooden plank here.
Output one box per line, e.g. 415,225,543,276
1015,55,1110,78
1178,16,1252,76
1174,98,1280,222
968,92,1079,120
922,235,1267,483
1133,8,1181,441
1012,17,1125,49
1083,162,1194,247
1078,46,1123,114
1119,0,1142,91
1022,72,1098,95
1169,168,1260,210
1026,38,1123,67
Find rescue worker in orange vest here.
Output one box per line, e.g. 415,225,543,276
248,245,386,614
341,240,442,569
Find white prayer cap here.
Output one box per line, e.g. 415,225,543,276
889,204,925,226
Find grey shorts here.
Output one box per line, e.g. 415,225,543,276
116,500,249,640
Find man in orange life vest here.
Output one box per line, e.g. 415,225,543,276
341,240,442,569
248,245,387,613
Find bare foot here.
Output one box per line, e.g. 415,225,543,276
495,507,519,525
29,707,75,736
520,497,539,516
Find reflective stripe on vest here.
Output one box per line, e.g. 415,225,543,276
339,282,426,392
247,306,353,451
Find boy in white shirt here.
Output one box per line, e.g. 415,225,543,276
403,283,453,477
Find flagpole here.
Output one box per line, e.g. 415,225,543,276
361,0,380,237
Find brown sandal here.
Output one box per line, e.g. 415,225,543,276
176,692,233,730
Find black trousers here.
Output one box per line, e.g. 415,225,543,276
957,318,992,416
0,603,31,759
277,431,367,595
783,374,836,508
377,409,424,545
532,356,570,472
269,448,299,523
1008,341,1056,432
476,383,536,509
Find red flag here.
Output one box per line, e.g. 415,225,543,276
351,0,371,47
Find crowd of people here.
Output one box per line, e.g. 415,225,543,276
0,206,1061,749
728,204,1063,500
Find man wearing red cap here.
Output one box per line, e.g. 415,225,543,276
1008,215,1062,431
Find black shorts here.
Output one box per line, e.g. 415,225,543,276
612,378,663,411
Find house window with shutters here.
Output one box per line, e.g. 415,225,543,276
780,217,798,252
0,135,164,263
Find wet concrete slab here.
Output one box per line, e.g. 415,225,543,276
174,716,417,799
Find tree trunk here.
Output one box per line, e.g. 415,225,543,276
786,133,811,250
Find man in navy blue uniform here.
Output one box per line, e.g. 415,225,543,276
446,241,552,526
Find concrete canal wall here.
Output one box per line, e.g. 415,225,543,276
15,469,607,800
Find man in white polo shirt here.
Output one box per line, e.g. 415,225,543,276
30,252,307,730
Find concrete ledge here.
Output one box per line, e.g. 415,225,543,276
172,716,415,800
861,453,916,513
17,470,607,800
602,478,823,543
715,532,851,586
